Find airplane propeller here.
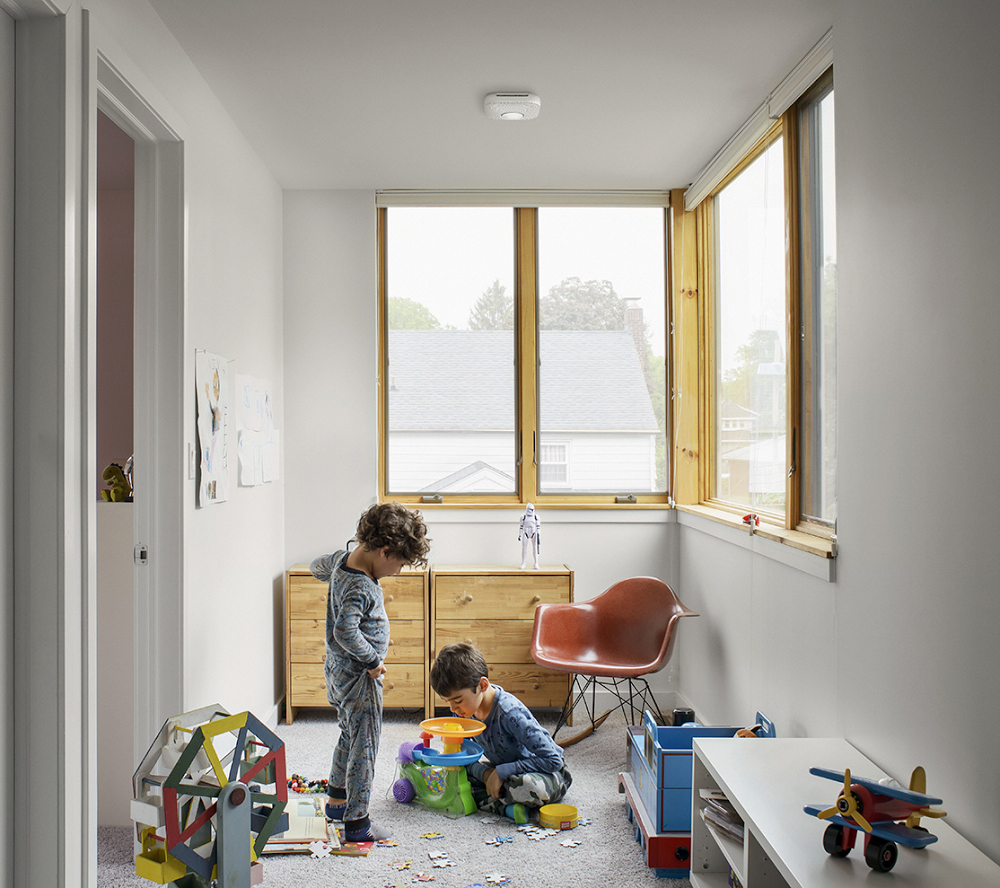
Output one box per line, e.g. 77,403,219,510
817,768,872,833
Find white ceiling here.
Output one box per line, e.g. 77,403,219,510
145,0,835,191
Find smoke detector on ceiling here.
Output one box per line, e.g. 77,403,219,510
484,92,541,121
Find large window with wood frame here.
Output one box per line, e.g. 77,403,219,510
673,69,836,547
379,200,669,505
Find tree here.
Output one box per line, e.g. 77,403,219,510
468,279,513,330
539,277,626,330
388,297,442,330
722,328,784,408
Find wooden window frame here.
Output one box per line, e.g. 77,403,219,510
378,204,671,509
670,72,836,557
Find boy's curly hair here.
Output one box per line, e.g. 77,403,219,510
430,643,488,696
355,502,430,567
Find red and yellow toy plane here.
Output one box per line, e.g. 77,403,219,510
804,765,946,873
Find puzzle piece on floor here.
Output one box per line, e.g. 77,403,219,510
576,816,592,826
485,875,510,885
560,838,583,847
413,873,435,882
377,839,400,847
484,835,513,846
393,860,412,870
421,832,445,840
309,840,333,859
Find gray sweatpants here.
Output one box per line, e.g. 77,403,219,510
328,667,383,821
469,765,572,815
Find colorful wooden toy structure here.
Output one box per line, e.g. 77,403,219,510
619,711,771,879
804,765,947,873
392,717,486,818
131,704,289,887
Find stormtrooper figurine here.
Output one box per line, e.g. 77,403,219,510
518,503,541,569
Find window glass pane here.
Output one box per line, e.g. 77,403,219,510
385,207,515,493
537,207,666,493
800,87,837,525
714,137,786,514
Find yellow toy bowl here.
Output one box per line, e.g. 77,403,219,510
419,717,486,738
539,803,578,830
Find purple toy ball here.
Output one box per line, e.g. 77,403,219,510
397,740,423,764
393,777,415,803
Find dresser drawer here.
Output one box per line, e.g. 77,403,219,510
434,573,570,620
382,575,425,621
432,665,568,709
290,663,425,708
289,572,424,621
289,618,424,664
434,619,536,662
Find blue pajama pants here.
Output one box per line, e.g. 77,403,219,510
327,665,383,821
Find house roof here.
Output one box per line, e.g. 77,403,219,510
387,330,659,432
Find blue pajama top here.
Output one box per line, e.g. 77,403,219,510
469,684,564,783
310,549,389,673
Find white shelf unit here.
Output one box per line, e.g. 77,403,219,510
691,737,1000,888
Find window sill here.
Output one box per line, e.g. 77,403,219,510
675,503,836,581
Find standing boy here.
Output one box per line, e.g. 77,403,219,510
310,502,430,842
429,642,572,823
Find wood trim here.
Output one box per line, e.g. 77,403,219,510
669,188,701,505
376,207,388,500
516,207,538,504
783,106,802,530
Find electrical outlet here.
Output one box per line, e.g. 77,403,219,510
187,443,196,480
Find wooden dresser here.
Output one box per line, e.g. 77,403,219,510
430,565,573,713
284,563,429,724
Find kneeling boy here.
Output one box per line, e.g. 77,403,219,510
429,642,572,823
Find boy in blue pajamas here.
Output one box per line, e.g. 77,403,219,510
310,502,429,843
430,643,572,823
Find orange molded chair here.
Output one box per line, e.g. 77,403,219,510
530,577,698,741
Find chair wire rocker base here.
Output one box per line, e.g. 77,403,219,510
552,673,667,741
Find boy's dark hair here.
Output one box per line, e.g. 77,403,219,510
430,643,488,696
355,502,430,567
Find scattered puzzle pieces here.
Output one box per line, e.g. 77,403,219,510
308,840,332,859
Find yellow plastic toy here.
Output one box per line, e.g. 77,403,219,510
135,827,186,884
539,803,579,830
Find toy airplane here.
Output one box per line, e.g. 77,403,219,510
804,765,946,872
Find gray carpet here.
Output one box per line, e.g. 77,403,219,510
98,708,691,888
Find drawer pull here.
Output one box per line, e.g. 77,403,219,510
388,639,395,646
530,595,541,604
462,594,473,603
386,594,394,602
532,683,540,690
387,682,395,690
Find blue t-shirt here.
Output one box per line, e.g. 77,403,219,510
469,685,564,783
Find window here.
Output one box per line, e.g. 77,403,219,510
671,69,836,546
797,75,837,529
378,198,669,506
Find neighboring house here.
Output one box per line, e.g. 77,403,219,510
386,329,660,492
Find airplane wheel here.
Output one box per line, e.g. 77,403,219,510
865,838,898,872
823,824,852,858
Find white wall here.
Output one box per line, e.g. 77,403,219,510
89,0,287,723
678,0,1000,864
282,191,687,703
